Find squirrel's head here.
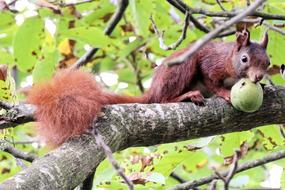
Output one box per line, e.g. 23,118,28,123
233,29,270,83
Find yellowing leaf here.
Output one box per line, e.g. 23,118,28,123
58,38,73,55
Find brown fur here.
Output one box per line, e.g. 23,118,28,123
28,30,270,146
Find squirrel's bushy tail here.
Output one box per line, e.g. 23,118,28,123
28,69,112,146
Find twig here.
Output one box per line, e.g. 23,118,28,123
214,150,240,190
247,0,251,6
150,11,190,50
167,0,212,34
4,140,39,145
15,158,27,169
168,0,285,20
0,140,37,162
165,0,266,66
0,101,13,110
92,126,134,190
171,149,285,190
71,0,129,69
170,172,186,183
279,124,285,139
264,22,285,36
207,180,217,190
59,0,94,7
166,0,242,37
130,53,145,93
216,0,226,11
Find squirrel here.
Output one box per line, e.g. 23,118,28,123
27,29,270,146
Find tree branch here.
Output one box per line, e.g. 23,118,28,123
71,0,129,69
165,0,266,66
168,0,285,20
0,86,285,189
264,22,285,36
0,140,37,162
150,11,190,50
0,103,34,129
171,148,285,190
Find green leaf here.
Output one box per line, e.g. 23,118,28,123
118,37,146,58
13,16,45,72
181,151,207,172
220,131,253,157
0,25,17,47
32,30,57,83
117,68,136,83
258,125,285,149
267,30,285,66
60,27,111,47
0,73,17,104
153,151,193,176
0,50,14,65
130,0,153,36
0,12,15,29
32,51,57,83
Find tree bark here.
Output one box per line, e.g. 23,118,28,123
0,86,285,189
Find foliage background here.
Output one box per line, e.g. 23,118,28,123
0,0,285,189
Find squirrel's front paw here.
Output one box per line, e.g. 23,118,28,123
217,90,231,103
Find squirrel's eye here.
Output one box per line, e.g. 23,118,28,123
241,55,248,63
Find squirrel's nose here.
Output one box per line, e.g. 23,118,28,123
254,74,263,83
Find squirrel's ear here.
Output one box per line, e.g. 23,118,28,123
260,30,268,49
236,29,250,49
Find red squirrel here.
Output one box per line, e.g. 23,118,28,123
27,30,270,146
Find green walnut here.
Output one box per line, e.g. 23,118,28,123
230,78,263,113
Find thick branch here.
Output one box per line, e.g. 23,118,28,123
0,86,285,189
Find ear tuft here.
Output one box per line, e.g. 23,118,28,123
260,30,269,49
236,29,250,50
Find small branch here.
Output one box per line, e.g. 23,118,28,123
0,140,37,162
264,22,285,36
71,0,129,69
167,0,233,37
170,172,187,183
0,101,13,110
207,180,217,190
169,0,285,20
165,0,266,66
216,0,226,11
130,53,145,93
171,149,285,190
247,0,251,6
279,124,285,139
59,0,94,7
214,151,240,190
5,140,39,145
92,127,134,190
150,11,190,50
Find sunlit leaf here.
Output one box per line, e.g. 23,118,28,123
13,16,45,72
60,27,111,47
